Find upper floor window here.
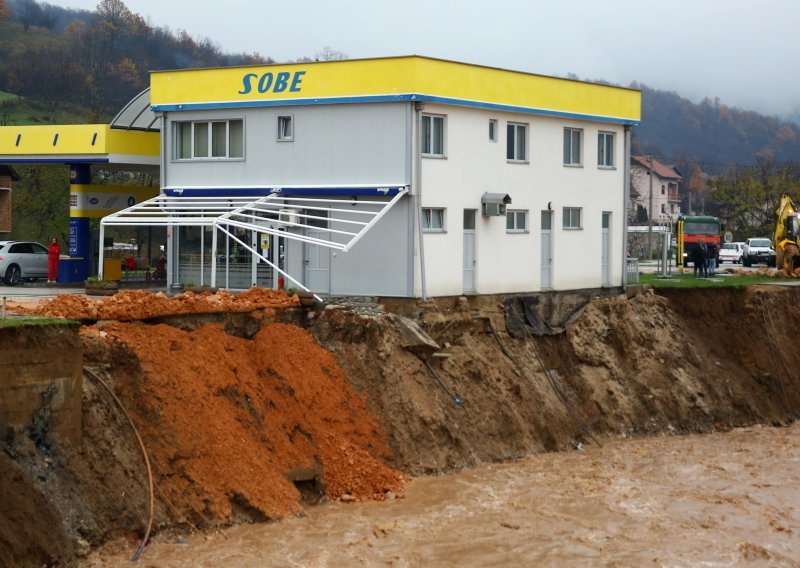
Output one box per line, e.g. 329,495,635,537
661,184,666,195
278,116,293,141
174,119,244,160
598,131,615,167
563,128,582,166
562,207,582,229
421,114,445,157
506,210,528,233
489,119,498,142
422,207,445,231
507,122,527,162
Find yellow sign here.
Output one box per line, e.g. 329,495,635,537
70,184,159,218
0,124,159,159
151,56,640,124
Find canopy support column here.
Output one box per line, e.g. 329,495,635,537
211,226,218,288
200,217,205,286
98,223,106,280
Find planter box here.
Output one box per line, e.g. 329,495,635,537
85,282,119,296
186,286,219,294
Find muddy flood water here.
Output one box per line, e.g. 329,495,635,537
87,424,800,567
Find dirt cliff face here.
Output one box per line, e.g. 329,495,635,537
1,286,798,566
308,288,800,474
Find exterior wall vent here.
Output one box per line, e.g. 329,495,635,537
481,192,511,216
279,209,300,225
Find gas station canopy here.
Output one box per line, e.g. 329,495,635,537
0,123,159,169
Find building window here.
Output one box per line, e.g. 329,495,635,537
661,204,666,214
506,122,527,162
174,119,244,160
422,207,445,231
278,116,293,141
563,128,582,166
506,210,528,232
489,119,498,142
421,114,445,157
464,209,476,230
598,131,614,167
661,184,665,195
562,207,582,229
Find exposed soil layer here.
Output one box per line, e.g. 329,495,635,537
311,288,800,475
2,285,800,566
25,288,299,320
90,321,404,521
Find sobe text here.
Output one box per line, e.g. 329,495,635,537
238,71,306,95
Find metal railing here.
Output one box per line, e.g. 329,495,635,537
626,258,640,285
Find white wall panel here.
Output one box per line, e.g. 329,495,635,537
419,104,625,296
165,103,409,187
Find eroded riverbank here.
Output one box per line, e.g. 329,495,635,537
87,424,800,567
4,286,800,565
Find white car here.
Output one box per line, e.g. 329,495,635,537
719,242,744,264
742,238,777,267
0,241,49,285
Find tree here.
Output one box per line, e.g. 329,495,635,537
9,167,70,245
0,0,10,20
314,46,347,61
94,0,133,30
6,47,84,121
17,0,41,30
711,157,800,240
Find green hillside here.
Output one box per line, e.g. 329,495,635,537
0,19,66,54
1,90,90,125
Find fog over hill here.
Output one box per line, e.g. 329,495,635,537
1,0,798,174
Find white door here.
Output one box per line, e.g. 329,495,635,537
601,212,611,286
305,235,330,293
540,211,552,289
305,210,330,293
463,209,476,293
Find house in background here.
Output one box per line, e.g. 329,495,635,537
630,155,682,223
0,165,20,233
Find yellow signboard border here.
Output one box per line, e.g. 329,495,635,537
151,55,640,124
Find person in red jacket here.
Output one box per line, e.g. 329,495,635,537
47,237,61,284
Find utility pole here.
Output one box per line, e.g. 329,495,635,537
647,154,654,260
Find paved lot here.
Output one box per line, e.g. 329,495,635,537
0,284,86,299
637,259,773,275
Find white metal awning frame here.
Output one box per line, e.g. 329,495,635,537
98,188,409,299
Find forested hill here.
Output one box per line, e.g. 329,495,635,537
631,84,800,174
0,0,274,122
1,0,799,175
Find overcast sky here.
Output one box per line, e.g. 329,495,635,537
43,0,800,118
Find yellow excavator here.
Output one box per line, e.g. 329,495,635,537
774,193,800,275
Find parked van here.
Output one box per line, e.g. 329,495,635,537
719,242,744,264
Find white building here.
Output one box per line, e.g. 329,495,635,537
100,56,641,297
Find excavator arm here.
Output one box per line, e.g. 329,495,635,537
774,194,796,244
774,193,800,275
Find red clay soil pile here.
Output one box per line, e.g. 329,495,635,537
30,288,299,320
91,321,404,522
